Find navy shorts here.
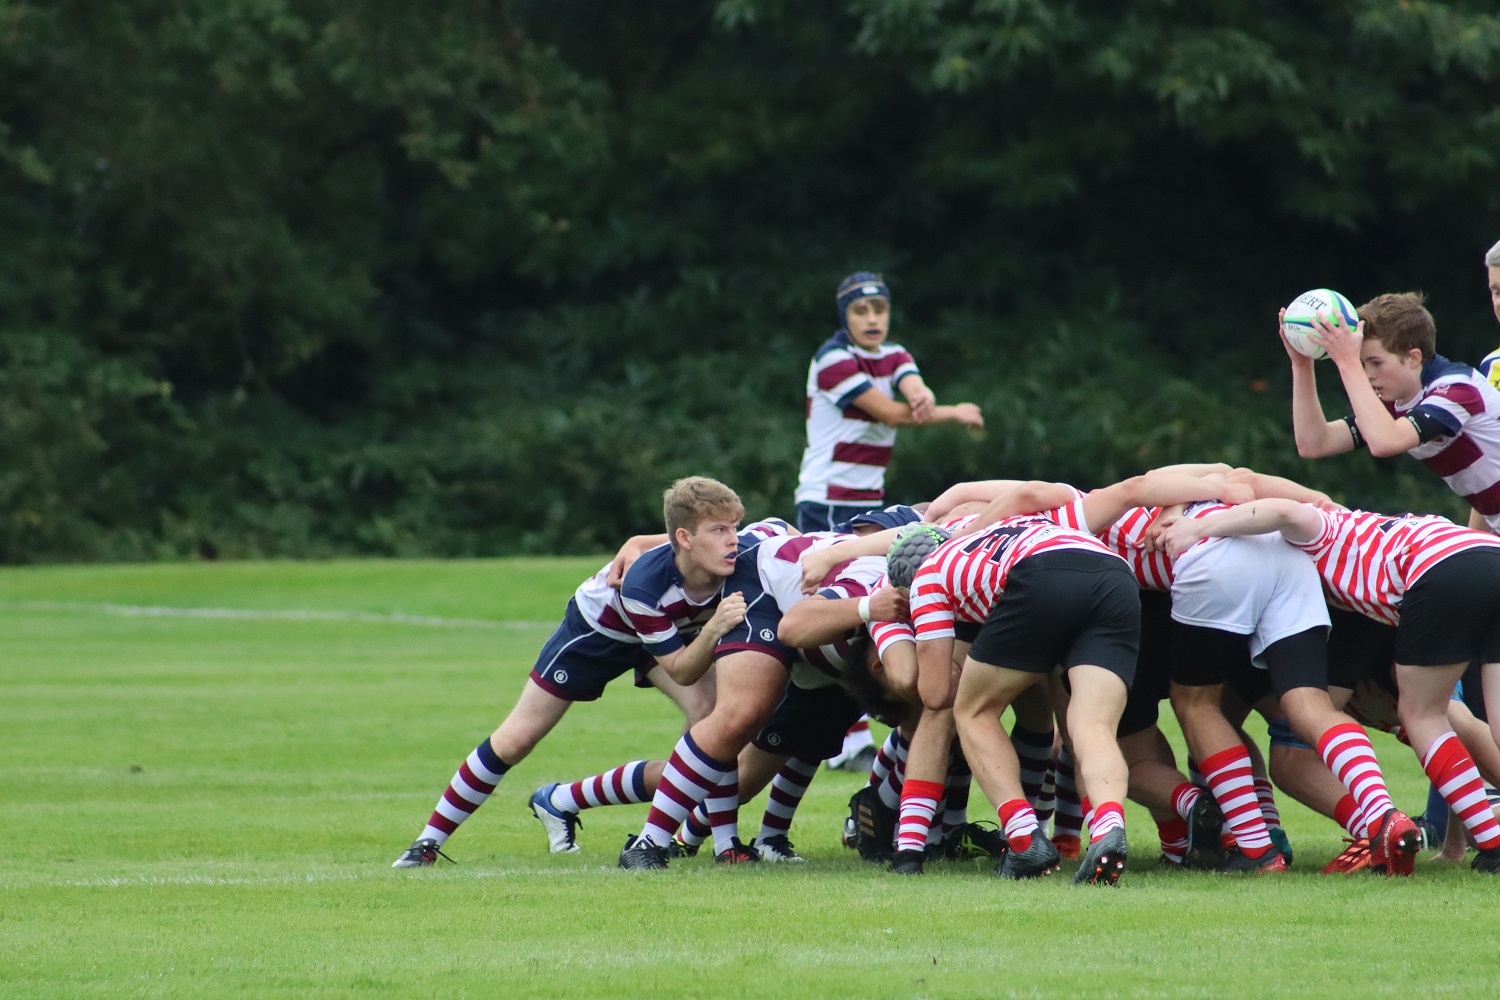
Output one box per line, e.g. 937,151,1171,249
529,599,655,702
753,682,867,760
796,501,882,533
968,550,1141,687
715,554,795,667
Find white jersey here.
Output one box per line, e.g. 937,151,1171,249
796,330,920,505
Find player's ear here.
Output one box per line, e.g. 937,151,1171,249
674,526,693,551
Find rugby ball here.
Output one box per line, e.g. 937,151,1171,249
1282,288,1358,360
886,523,951,590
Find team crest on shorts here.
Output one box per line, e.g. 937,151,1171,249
760,628,776,642
553,669,569,684
766,732,782,746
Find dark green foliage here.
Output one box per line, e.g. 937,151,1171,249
1,1,1495,561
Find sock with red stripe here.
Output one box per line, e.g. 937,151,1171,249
1423,731,1500,850
876,733,909,810
680,805,711,848
418,738,510,845
757,757,819,841
638,732,734,848
1158,817,1189,864
869,730,906,790
1254,777,1282,829
1052,747,1083,839
1170,781,1201,821
1089,801,1126,841
999,799,1040,852
1011,726,1054,811
1201,746,1273,858
896,779,945,853
550,760,650,813
1317,723,1394,840
705,769,741,855
1334,793,1363,838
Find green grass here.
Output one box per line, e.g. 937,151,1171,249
4,559,1500,998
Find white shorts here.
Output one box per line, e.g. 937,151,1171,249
1170,533,1330,664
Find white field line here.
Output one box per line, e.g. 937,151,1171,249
10,865,638,890
0,599,554,630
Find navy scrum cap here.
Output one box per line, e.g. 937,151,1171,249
836,271,890,321
832,505,922,535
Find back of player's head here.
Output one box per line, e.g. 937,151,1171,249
836,271,890,324
1487,239,1500,268
662,476,744,548
1357,292,1436,362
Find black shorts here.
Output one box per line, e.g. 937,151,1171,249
1118,589,1172,737
1395,550,1500,667
1326,606,1398,691
968,550,1141,687
1169,611,1253,688
753,681,867,761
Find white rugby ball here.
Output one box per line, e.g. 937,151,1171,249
1281,288,1359,360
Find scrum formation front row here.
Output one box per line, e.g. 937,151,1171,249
388,469,1500,885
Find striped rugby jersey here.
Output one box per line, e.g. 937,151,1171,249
1293,508,1500,626
796,330,920,505
909,512,1121,641
1381,356,1500,532
1096,506,1175,590
609,519,792,657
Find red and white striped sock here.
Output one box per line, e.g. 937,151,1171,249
998,799,1040,853
705,769,741,855
757,757,819,841
1158,817,1189,864
1011,726,1054,811
896,779,944,853
418,739,510,845
638,732,733,848
1052,747,1083,839
1090,801,1126,842
1254,777,1282,829
1424,732,1500,850
869,730,905,790
1333,793,1363,838
1317,722,1394,839
1170,781,1202,821
1201,746,1272,857
551,760,651,813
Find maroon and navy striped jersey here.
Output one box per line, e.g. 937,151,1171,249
611,519,793,657
1293,507,1500,625
796,330,920,506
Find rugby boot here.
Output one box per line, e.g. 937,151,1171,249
1471,845,1500,874
996,834,1061,880
938,821,1009,860
1368,808,1420,877
1319,837,1371,874
752,834,805,863
1216,844,1287,874
713,838,761,864
890,849,925,876
527,784,582,854
1073,827,1128,886
1184,793,1225,869
668,832,701,859
392,838,454,869
849,785,897,862
618,834,671,871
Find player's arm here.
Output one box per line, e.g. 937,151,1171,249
1081,473,1252,533
1160,498,1321,559
1285,310,1357,458
1146,462,1234,478
874,634,919,703
914,635,957,710
606,533,670,588
648,593,748,686
1313,312,1421,457
954,481,1076,536
794,529,904,593
778,585,908,648
896,372,937,423
924,480,1024,523
1469,507,1494,534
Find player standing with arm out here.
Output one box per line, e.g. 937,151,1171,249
794,272,984,532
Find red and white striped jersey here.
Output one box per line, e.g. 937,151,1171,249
1293,508,1500,625
796,330,920,505
1097,506,1175,590
909,515,1121,641
1387,357,1500,532
867,573,917,657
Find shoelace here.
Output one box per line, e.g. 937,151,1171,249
417,841,456,865
1322,838,1369,873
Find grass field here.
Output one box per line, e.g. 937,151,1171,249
4,558,1500,998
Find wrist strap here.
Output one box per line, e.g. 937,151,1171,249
858,595,872,623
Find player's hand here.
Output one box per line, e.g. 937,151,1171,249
952,402,984,429
1311,310,1363,366
906,385,937,423
799,546,845,594
707,591,747,636
1158,519,1206,560
1219,481,1255,506
866,585,909,623
1144,508,1183,551
1278,308,1314,369
606,549,639,588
